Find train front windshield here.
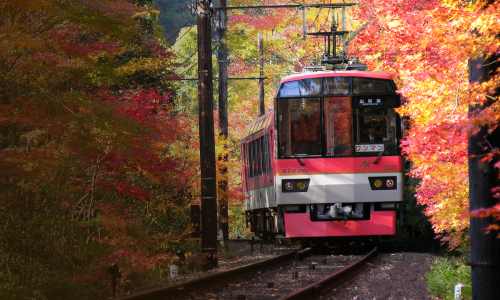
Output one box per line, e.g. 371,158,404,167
277,76,400,158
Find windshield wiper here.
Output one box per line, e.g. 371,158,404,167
291,146,306,166
373,136,392,164
282,133,306,166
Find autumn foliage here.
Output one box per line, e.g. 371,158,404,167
346,0,500,245
216,0,500,246
2,0,500,297
0,0,200,298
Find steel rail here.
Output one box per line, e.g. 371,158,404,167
282,247,377,300
228,237,292,244
215,3,359,10
118,248,309,300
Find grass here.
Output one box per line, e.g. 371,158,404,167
426,257,471,300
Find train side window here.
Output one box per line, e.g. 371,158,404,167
241,144,245,175
262,136,265,175
250,140,254,177
247,141,251,177
245,143,250,180
262,136,265,174
268,133,272,173
244,143,248,178
324,97,353,157
264,134,270,174
253,139,258,177
257,137,262,176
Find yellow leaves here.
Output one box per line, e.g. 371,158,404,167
386,19,402,29
134,9,161,19
117,57,163,76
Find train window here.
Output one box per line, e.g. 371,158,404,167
262,136,267,174
257,137,262,176
254,139,258,176
241,144,244,175
264,133,271,174
352,78,395,94
324,97,353,156
248,141,251,177
277,98,322,158
277,78,321,97
245,143,249,179
268,133,272,171
354,108,399,156
250,140,255,177
262,136,266,174
255,139,259,176
323,77,351,95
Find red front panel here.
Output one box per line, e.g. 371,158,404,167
275,156,403,175
284,211,396,237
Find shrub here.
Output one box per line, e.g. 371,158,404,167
426,257,471,300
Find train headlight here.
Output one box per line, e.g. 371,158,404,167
282,179,310,193
368,176,397,190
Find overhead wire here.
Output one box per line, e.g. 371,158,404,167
262,5,331,73
177,31,219,75
129,4,334,89
172,24,196,45
166,14,196,43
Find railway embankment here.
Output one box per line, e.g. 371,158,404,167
117,240,442,300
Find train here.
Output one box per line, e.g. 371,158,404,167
240,68,404,245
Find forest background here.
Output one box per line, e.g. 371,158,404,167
1,0,499,299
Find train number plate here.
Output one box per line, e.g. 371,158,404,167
356,144,384,152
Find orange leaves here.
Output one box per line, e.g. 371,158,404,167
363,0,500,244
346,0,500,245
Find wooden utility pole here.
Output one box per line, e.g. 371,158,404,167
258,33,265,116
468,48,500,300
197,0,218,270
217,0,229,245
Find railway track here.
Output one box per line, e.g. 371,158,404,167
118,246,376,300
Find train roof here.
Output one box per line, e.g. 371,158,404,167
280,70,393,83
241,110,274,140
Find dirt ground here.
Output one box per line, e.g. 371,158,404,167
326,252,438,300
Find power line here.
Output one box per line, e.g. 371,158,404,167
179,63,197,76
179,50,198,68
172,24,196,45
215,3,358,10
166,14,196,43
177,32,218,76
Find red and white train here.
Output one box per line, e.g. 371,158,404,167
241,69,404,244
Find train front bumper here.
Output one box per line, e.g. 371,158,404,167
284,210,396,237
